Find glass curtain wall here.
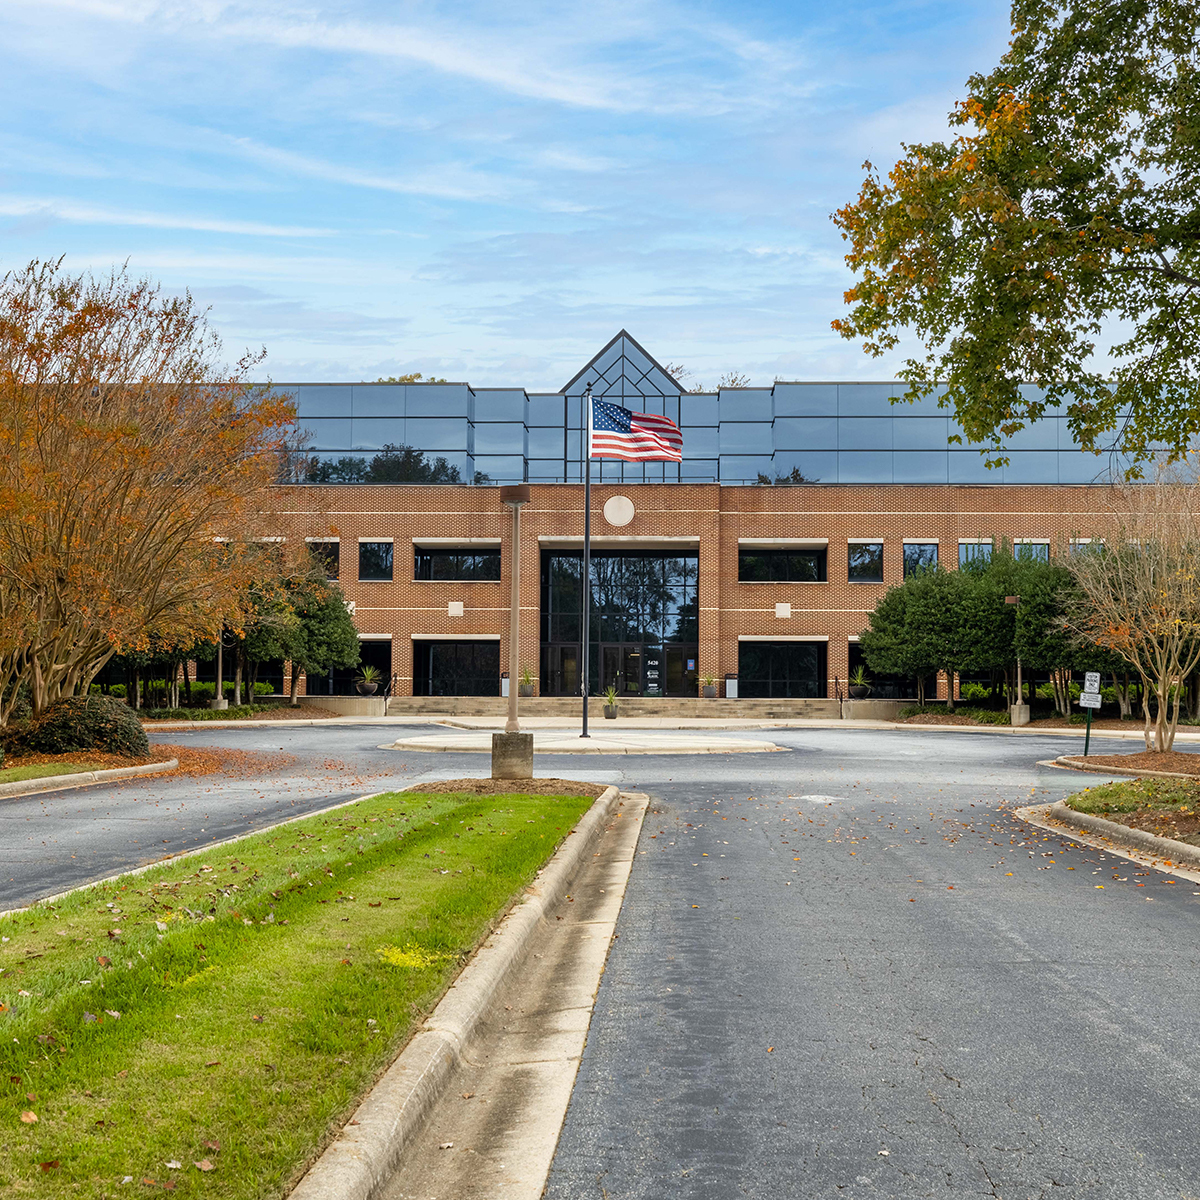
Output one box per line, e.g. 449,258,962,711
540,551,699,698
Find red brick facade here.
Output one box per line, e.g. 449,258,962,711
274,481,1105,698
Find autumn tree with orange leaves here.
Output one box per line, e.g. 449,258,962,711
832,0,1200,472
1063,469,1200,752
0,259,297,724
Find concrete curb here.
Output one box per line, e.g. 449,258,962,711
287,783,623,1200
0,758,179,799
1050,754,1200,781
1046,800,1200,871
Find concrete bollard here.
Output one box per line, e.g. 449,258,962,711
491,732,534,779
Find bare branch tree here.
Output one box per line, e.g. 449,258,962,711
1063,468,1200,751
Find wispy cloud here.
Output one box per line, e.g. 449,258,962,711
0,195,334,237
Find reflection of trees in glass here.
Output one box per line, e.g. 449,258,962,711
287,433,491,484
756,466,816,484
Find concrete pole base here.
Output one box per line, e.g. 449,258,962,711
1009,703,1031,727
491,732,534,779
209,697,229,711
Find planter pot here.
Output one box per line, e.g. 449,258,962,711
702,686,717,699
849,685,870,699
603,705,618,720
356,681,378,695
518,684,534,698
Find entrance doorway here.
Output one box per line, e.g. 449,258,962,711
601,644,644,696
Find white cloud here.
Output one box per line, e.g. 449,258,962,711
0,195,333,237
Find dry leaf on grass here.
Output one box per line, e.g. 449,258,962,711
20,1110,37,1123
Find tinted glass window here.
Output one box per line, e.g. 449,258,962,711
405,417,469,450
473,423,525,454
350,385,405,417
719,389,772,421
838,452,893,483
473,390,526,422
772,451,836,483
293,385,353,419
903,543,937,577
527,427,564,458
738,641,827,699
303,418,353,449
472,455,525,483
413,641,499,696
848,543,884,582
351,417,405,450
307,540,340,579
405,384,469,416
773,417,837,450
738,549,827,582
680,395,718,424
1015,542,1050,562
682,426,718,457
528,394,564,425
892,452,949,484
839,418,892,449
772,384,837,416
719,422,773,454
358,542,394,581
892,416,949,450
414,548,501,581
838,384,893,415
959,542,992,567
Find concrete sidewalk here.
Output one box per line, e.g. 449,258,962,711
385,729,785,754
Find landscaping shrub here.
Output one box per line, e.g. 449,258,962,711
142,703,275,721
897,703,1011,725
25,695,149,757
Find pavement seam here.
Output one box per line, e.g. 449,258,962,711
287,784,629,1200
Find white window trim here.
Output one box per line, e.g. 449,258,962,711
357,633,392,641
847,537,884,545
958,538,993,545
737,537,828,548
412,537,501,547
306,535,340,543
358,537,394,544
410,633,501,641
737,634,829,643
1014,538,1050,544
902,538,939,545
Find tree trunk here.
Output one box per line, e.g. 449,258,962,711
233,646,243,707
945,671,956,713
1112,672,1132,719
184,663,192,706
289,664,301,708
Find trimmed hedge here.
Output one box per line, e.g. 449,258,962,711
25,695,149,758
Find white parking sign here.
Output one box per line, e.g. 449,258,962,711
1084,671,1101,693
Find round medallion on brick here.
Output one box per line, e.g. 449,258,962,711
603,495,635,527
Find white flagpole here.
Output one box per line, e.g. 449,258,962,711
581,384,592,738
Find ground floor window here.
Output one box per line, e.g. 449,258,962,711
324,639,393,696
738,641,827,699
413,641,499,697
847,642,926,700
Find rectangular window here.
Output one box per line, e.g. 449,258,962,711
738,548,827,583
1014,540,1050,562
959,541,993,568
358,541,394,581
414,548,501,581
902,543,938,578
413,641,499,697
848,542,884,583
738,641,827,699
307,540,340,579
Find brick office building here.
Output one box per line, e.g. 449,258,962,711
273,332,1112,702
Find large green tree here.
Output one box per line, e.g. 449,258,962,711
283,583,361,706
832,0,1200,468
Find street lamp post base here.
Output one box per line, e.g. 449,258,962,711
1009,703,1030,727
491,732,534,780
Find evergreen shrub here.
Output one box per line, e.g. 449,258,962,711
25,695,149,757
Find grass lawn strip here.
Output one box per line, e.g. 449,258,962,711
0,763,95,785
1063,776,1200,846
0,786,595,1196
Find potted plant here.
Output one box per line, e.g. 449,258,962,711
518,666,535,698
356,665,381,695
603,684,619,719
701,675,717,699
848,665,872,699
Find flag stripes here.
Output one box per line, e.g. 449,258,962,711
588,397,683,462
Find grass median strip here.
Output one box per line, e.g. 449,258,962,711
1063,777,1200,846
0,763,94,785
0,786,596,1196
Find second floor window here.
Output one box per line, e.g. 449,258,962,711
738,548,827,583
848,542,884,583
415,549,502,581
959,541,993,568
307,540,340,579
359,541,394,581
903,543,938,577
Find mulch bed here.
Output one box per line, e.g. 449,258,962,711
1062,749,1200,776
1104,808,1200,847
409,777,609,798
141,703,341,725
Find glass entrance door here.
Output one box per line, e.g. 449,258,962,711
600,644,643,696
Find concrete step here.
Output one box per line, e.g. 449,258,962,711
385,696,844,719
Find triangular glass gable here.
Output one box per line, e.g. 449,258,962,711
562,330,682,404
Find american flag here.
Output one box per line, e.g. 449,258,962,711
588,397,683,462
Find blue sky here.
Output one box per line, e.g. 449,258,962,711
0,0,1011,388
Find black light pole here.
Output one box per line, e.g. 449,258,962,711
581,383,592,738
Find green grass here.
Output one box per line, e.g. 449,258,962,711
1063,777,1200,814
0,788,593,1196
0,762,93,784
